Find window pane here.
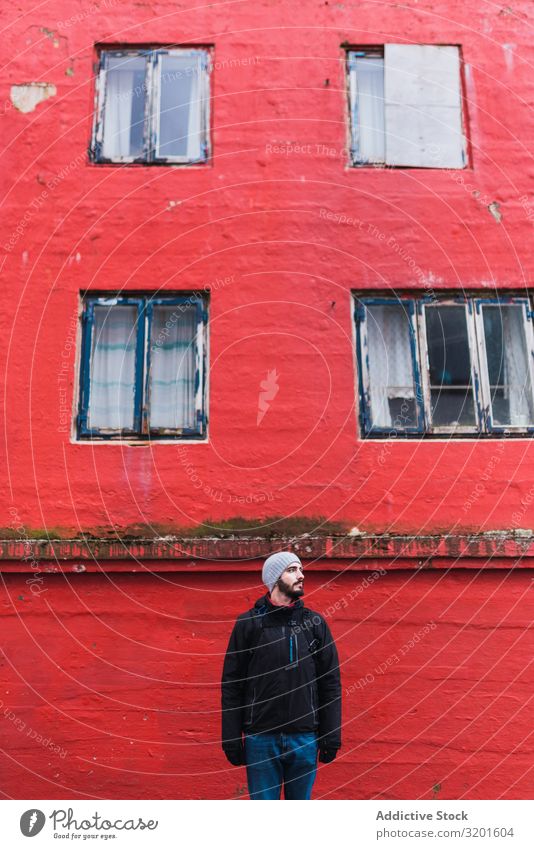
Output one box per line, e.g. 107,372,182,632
102,55,146,159
383,44,465,168
88,306,137,430
156,54,204,159
482,304,534,427
365,303,417,428
425,305,476,427
150,305,197,429
353,56,385,163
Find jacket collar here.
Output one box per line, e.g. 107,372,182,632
254,593,304,623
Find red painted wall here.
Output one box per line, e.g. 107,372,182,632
1,0,534,801
2,0,534,535
1,569,533,800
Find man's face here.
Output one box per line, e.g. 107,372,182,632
275,562,305,599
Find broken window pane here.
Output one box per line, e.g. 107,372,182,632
88,306,137,430
482,304,534,427
366,303,417,428
350,54,385,163
156,54,203,160
425,305,476,427
102,55,147,160
150,305,197,430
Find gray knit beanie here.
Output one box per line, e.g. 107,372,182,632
262,551,302,592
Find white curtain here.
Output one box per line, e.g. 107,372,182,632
497,306,533,426
88,306,137,430
150,305,197,429
366,305,414,427
157,54,203,160
351,56,385,163
102,56,144,159
186,58,202,160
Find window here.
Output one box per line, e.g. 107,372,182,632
78,294,208,439
347,45,467,168
91,47,210,163
355,295,534,436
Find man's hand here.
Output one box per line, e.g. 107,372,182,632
319,747,338,764
223,742,246,766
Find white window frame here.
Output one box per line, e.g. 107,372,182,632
473,298,534,433
355,294,534,437
417,299,481,435
91,47,211,165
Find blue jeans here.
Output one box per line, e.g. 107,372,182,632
245,732,318,800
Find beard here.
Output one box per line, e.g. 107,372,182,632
275,574,304,600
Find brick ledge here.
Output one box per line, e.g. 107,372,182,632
0,532,533,571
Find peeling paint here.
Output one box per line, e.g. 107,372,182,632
10,83,56,113
39,26,66,50
502,43,516,72
488,201,502,222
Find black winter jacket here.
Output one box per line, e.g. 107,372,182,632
221,594,342,750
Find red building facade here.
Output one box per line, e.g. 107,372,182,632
1,0,534,799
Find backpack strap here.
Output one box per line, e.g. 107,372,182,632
246,604,268,657
300,610,322,659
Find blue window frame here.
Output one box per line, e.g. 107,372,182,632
91,47,211,164
347,48,385,166
78,294,208,440
355,294,534,437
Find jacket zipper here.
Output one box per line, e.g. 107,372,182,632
286,626,298,666
310,686,317,723
249,687,256,724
